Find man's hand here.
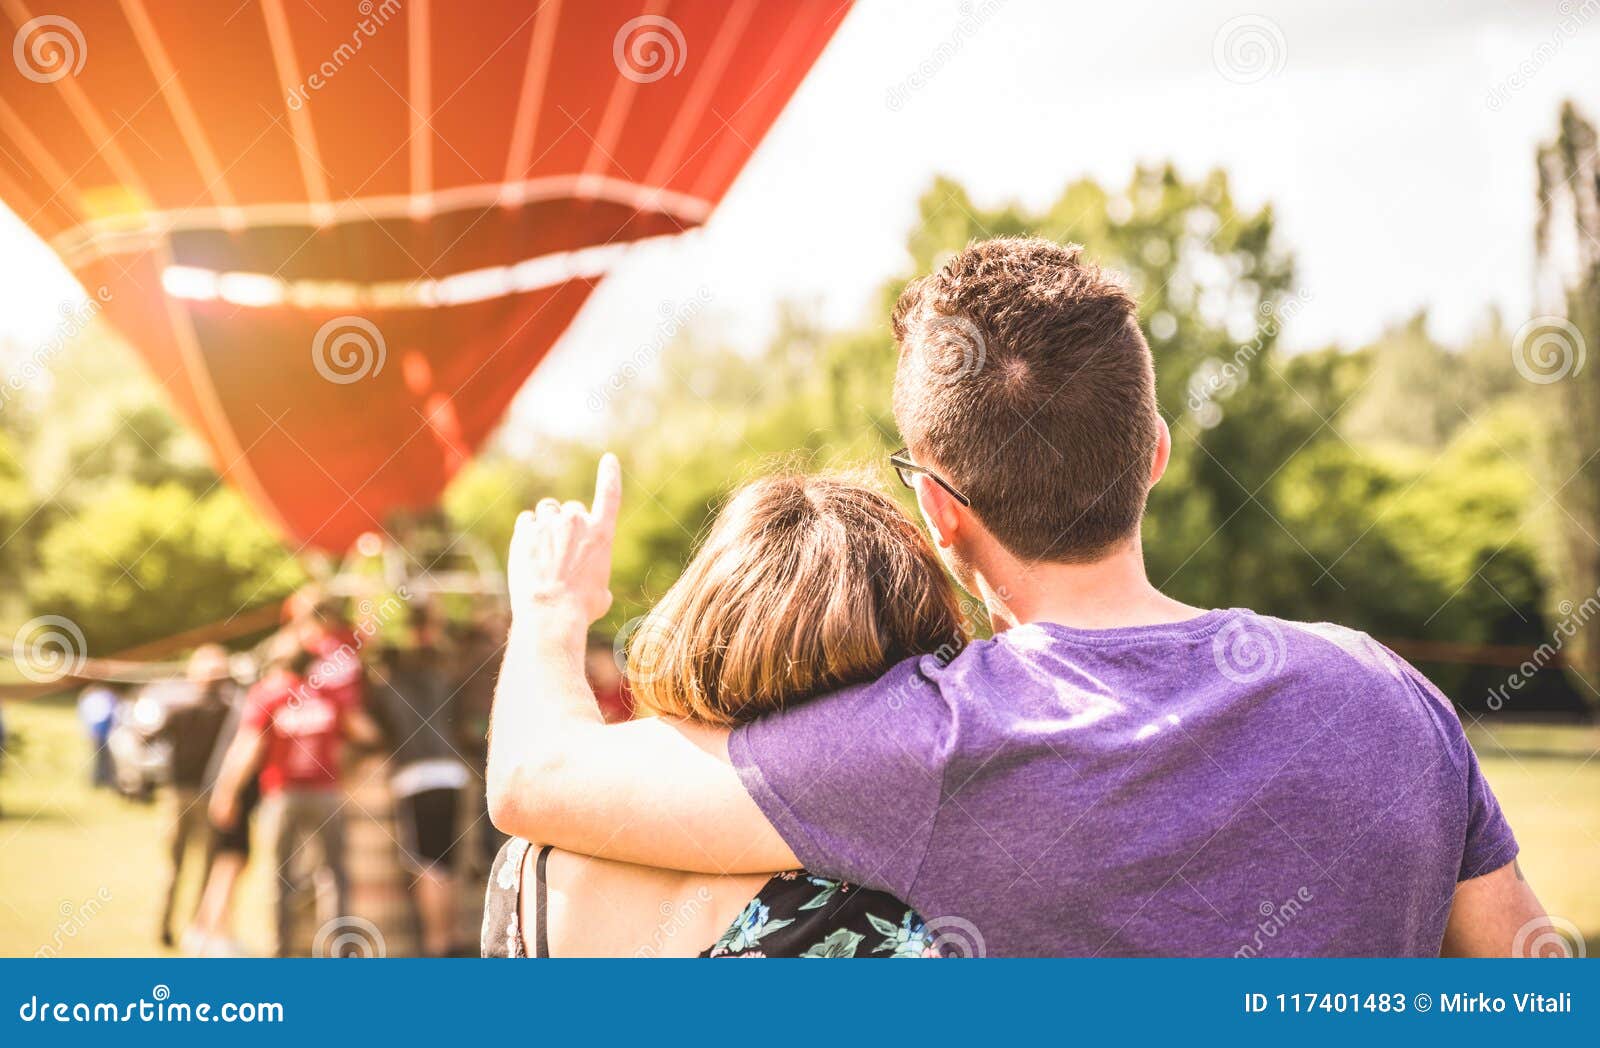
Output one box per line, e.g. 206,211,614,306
208,723,266,833
508,452,622,628
343,706,385,750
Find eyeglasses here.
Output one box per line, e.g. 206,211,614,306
889,447,971,507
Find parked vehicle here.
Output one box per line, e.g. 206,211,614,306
106,683,183,800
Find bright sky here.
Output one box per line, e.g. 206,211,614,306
4,0,1599,444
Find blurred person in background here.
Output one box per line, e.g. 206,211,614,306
371,605,470,956
452,610,506,870
183,664,262,958
584,635,633,724
209,591,382,956
154,644,236,948
76,681,118,788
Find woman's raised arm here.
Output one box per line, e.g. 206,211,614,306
484,454,798,874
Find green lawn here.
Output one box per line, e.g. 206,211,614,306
1462,721,1600,954
2,700,1595,957
0,698,275,958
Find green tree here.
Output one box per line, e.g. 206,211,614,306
1536,101,1600,705
27,482,302,657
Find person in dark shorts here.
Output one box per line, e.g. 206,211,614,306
154,645,236,947
183,772,260,956
181,655,260,956
371,610,469,957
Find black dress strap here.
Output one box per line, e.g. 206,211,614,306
534,844,554,958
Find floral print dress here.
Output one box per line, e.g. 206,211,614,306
704,870,937,958
482,838,937,958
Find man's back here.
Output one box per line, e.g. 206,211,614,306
730,609,1516,957
243,671,347,792
370,655,460,769
159,685,233,790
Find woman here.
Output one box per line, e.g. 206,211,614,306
482,473,966,957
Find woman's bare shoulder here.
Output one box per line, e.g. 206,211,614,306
528,847,770,958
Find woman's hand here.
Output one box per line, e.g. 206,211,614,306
208,789,238,831
508,453,623,628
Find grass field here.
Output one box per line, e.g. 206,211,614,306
1,699,1595,957
0,698,276,958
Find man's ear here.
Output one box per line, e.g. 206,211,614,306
1149,415,1172,487
913,474,962,549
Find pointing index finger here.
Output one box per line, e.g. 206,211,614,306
589,452,622,531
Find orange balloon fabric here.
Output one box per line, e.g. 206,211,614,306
0,0,849,550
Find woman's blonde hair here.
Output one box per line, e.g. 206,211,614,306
626,473,966,727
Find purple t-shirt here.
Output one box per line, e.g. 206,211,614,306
730,609,1517,957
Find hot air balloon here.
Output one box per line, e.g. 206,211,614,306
0,0,850,551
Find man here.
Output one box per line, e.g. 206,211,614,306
182,681,262,957
369,607,469,957
210,593,381,957
487,237,1548,957
154,645,236,947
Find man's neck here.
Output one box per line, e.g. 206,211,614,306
974,541,1207,632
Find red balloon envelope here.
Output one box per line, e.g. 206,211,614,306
0,0,849,550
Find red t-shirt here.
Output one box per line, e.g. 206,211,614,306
243,634,365,793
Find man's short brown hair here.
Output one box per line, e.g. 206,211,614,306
891,236,1160,563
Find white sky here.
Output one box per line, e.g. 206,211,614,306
3,0,1598,444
